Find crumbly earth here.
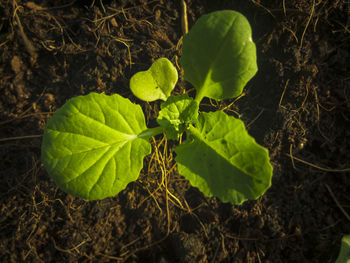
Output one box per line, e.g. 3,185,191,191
1,0,349,262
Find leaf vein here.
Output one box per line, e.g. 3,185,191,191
71,103,133,136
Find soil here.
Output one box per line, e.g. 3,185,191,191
1,0,349,262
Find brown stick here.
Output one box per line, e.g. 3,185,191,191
181,0,188,35
325,184,350,222
13,0,37,60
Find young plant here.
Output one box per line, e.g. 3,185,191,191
41,10,273,204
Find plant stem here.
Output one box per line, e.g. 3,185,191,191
138,126,164,138
187,124,202,139
194,92,204,103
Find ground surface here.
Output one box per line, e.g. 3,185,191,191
1,0,350,262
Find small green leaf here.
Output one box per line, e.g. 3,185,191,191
175,111,272,204
336,234,350,263
130,57,178,101
157,94,199,140
41,93,151,200
181,10,257,102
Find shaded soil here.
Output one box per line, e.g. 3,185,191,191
1,0,350,262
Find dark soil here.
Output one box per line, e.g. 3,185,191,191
1,0,349,262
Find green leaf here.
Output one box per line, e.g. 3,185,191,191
41,93,152,200
175,111,272,204
130,57,178,101
336,234,350,263
180,10,257,102
157,94,199,140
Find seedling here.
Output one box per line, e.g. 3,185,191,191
41,10,273,204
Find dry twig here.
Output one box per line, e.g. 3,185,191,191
181,0,188,34
286,153,350,173
325,184,350,222
12,0,37,60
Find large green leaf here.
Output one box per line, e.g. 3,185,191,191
157,94,199,140
175,111,272,204
180,10,257,102
130,57,178,101
336,234,350,263
41,93,151,200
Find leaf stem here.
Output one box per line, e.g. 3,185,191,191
138,126,164,138
194,91,205,104
187,124,202,140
